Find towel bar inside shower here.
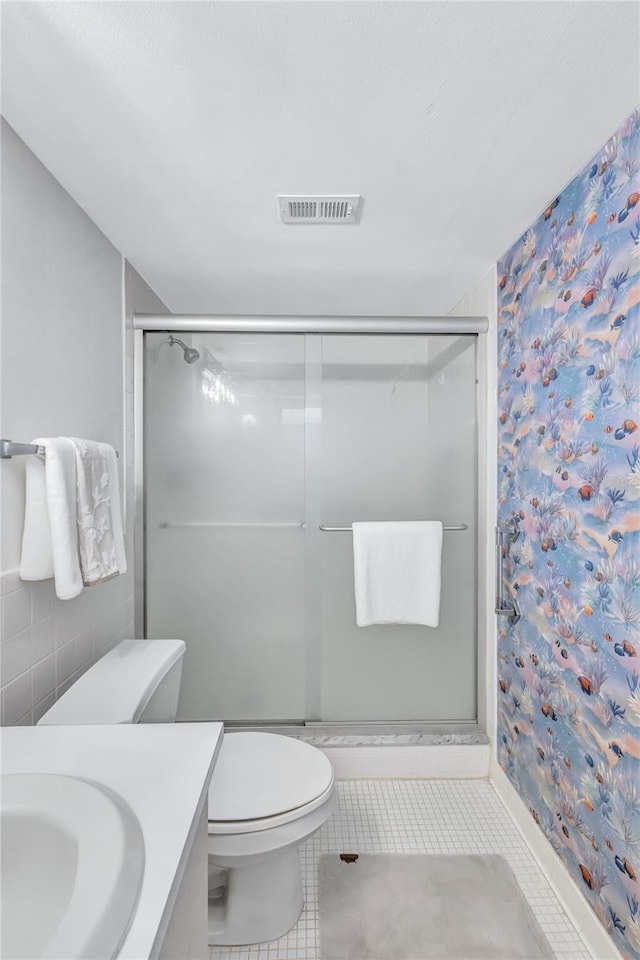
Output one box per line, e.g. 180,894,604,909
319,523,468,532
158,521,468,531
0,439,119,459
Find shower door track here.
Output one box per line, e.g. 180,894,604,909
133,315,488,334
222,721,489,748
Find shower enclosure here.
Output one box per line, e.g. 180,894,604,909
136,318,484,726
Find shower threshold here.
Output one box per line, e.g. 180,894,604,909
223,721,489,747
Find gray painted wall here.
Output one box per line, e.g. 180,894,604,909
0,120,168,724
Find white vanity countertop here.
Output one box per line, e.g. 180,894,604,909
1,721,223,960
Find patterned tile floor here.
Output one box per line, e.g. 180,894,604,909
210,779,591,960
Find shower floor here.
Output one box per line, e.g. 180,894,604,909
209,779,590,960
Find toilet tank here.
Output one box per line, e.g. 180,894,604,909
38,639,186,725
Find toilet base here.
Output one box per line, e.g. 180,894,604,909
208,845,304,945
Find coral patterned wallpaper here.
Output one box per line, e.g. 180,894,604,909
497,108,640,959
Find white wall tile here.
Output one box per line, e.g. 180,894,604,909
55,592,92,647
76,630,94,670
55,638,77,689
32,692,55,724
32,653,55,708
31,615,56,664
89,577,122,622
1,627,32,685
1,570,22,597
31,579,56,623
13,710,33,726
57,668,83,700
2,587,31,640
2,671,32,725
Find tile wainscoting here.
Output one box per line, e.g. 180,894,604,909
0,569,134,725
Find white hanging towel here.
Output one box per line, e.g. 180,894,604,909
352,521,443,627
70,439,127,587
20,438,126,599
20,438,83,600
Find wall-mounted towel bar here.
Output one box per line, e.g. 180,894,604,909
0,439,119,459
319,523,468,532
0,440,45,459
495,517,520,625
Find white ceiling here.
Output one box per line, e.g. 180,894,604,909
2,1,639,316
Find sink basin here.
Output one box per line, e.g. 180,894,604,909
1,774,145,960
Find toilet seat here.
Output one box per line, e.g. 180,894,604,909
208,776,334,835
207,732,334,834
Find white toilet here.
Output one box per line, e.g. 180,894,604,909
38,639,335,946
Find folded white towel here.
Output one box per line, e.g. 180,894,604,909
352,521,443,627
70,439,127,587
20,438,83,600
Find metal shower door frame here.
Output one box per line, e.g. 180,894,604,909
133,315,489,728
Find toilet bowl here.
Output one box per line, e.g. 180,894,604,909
206,731,335,945
37,639,335,947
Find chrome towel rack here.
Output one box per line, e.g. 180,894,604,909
0,439,119,459
319,523,468,532
1,440,45,459
495,516,520,625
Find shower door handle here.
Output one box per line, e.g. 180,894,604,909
495,517,520,625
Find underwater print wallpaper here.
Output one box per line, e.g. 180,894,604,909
497,108,640,958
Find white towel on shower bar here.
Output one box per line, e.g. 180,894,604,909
352,521,443,627
70,438,127,587
20,438,83,600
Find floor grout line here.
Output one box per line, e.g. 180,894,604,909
210,779,591,960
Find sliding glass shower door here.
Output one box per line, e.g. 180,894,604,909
144,331,477,722
314,335,477,720
145,334,307,720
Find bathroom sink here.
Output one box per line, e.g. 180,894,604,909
1,774,145,960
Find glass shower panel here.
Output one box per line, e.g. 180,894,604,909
317,335,477,721
144,333,306,721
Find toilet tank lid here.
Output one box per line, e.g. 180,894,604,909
38,639,186,725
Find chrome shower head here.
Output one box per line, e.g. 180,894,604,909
183,346,200,364
168,335,200,364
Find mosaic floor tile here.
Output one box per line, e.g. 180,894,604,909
209,779,590,960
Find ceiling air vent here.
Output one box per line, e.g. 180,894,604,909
278,195,361,224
